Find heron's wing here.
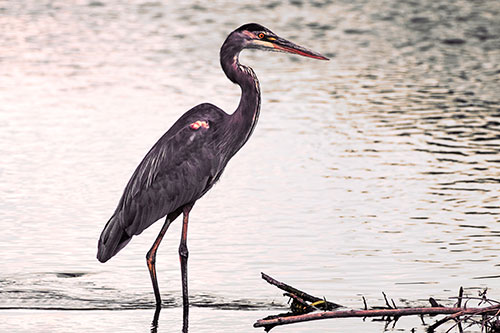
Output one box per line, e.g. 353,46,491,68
97,103,228,262
116,104,227,236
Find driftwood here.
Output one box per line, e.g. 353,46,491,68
259,272,342,312
254,273,500,332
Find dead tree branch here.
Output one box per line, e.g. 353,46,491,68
254,273,500,332
260,272,341,311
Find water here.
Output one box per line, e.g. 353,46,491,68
1,0,499,332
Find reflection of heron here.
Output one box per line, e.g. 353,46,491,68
97,23,328,330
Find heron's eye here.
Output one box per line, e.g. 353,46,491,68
258,33,265,39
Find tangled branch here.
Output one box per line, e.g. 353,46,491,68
254,273,500,332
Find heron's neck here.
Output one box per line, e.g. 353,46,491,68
220,44,261,148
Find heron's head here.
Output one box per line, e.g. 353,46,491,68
233,23,328,61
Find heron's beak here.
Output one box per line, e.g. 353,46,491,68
270,36,329,60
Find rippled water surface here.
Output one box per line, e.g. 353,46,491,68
1,0,499,332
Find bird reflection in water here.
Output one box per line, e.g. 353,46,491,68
151,307,161,333
96,23,328,332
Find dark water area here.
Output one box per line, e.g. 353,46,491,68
1,0,499,332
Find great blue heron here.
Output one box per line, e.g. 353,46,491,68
97,23,327,329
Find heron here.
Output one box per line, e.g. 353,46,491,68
97,23,327,329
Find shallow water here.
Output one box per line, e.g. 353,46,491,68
1,0,499,332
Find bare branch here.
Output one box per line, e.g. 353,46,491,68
260,272,341,310
254,273,500,332
255,305,500,330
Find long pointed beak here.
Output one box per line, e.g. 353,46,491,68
271,36,329,60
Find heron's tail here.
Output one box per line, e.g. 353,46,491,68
97,213,132,263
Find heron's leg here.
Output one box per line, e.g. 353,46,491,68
146,216,174,309
179,204,193,332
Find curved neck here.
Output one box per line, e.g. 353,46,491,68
220,38,261,150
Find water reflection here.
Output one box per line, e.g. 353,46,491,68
151,307,160,333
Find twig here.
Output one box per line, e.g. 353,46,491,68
383,292,393,309
457,287,463,308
